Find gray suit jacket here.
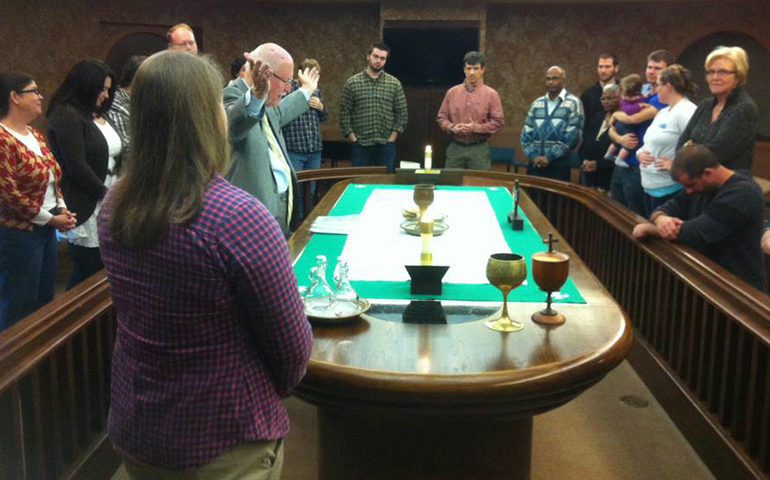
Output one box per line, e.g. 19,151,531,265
224,78,309,233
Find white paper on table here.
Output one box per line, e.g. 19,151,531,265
310,215,361,234
341,189,510,284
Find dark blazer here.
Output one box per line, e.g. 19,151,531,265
47,105,109,226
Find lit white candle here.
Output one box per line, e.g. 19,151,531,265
424,145,432,171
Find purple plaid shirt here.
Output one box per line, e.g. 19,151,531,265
98,175,312,470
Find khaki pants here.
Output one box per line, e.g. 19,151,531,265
445,141,491,170
122,438,284,480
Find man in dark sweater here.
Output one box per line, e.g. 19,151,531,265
579,54,619,190
632,145,767,291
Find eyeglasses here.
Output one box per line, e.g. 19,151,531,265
705,69,737,77
17,88,41,96
272,72,291,85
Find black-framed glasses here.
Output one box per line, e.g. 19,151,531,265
705,69,737,77
272,72,291,85
17,88,41,96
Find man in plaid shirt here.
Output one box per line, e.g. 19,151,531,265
283,58,328,218
108,55,145,162
339,42,408,173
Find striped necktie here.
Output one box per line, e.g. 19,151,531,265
261,114,293,225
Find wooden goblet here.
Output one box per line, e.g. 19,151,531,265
531,250,570,325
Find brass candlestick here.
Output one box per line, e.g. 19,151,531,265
414,184,435,265
413,184,434,222
531,234,570,325
485,253,527,332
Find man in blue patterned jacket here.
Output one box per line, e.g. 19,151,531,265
521,66,584,181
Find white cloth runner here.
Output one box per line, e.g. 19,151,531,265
341,188,510,284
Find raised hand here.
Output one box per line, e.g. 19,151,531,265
244,52,271,100
298,67,320,95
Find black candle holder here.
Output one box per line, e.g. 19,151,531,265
405,265,450,295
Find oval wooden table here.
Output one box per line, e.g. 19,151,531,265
289,175,633,480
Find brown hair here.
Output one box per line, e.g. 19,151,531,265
299,58,320,72
620,74,643,97
109,51,229,247
598,53,619,66
648,50,675,67
671,145,720,180
658,64,697,98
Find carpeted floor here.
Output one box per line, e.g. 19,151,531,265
111,361,714,480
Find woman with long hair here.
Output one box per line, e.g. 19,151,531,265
0,72,76,330
98,51,312,479
46,59,120,289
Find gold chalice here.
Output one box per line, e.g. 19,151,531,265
413,184,435,221
531,234,570,325
485,253,527,332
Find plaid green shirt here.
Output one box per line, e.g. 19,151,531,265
339,70,408,146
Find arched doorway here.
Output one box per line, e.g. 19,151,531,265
678,32,770,140
105,32,166,80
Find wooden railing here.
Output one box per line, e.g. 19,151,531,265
1,169,769,480
471,170,770,480
0,273,117,480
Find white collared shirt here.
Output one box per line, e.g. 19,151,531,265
545,89,568,116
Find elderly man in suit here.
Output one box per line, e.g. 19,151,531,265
224,43,319,234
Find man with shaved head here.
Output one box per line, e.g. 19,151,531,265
223,42,319,234
520,66,584,181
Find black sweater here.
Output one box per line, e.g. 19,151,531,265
47,105,109,226
658,171,767,292
677,87,758,171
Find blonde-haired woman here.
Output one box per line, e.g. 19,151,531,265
97,51,312,478
678,46,758,171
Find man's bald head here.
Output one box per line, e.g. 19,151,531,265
547,66,566,78
545,66,566,96
251,43,293,69
250,43,294,106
